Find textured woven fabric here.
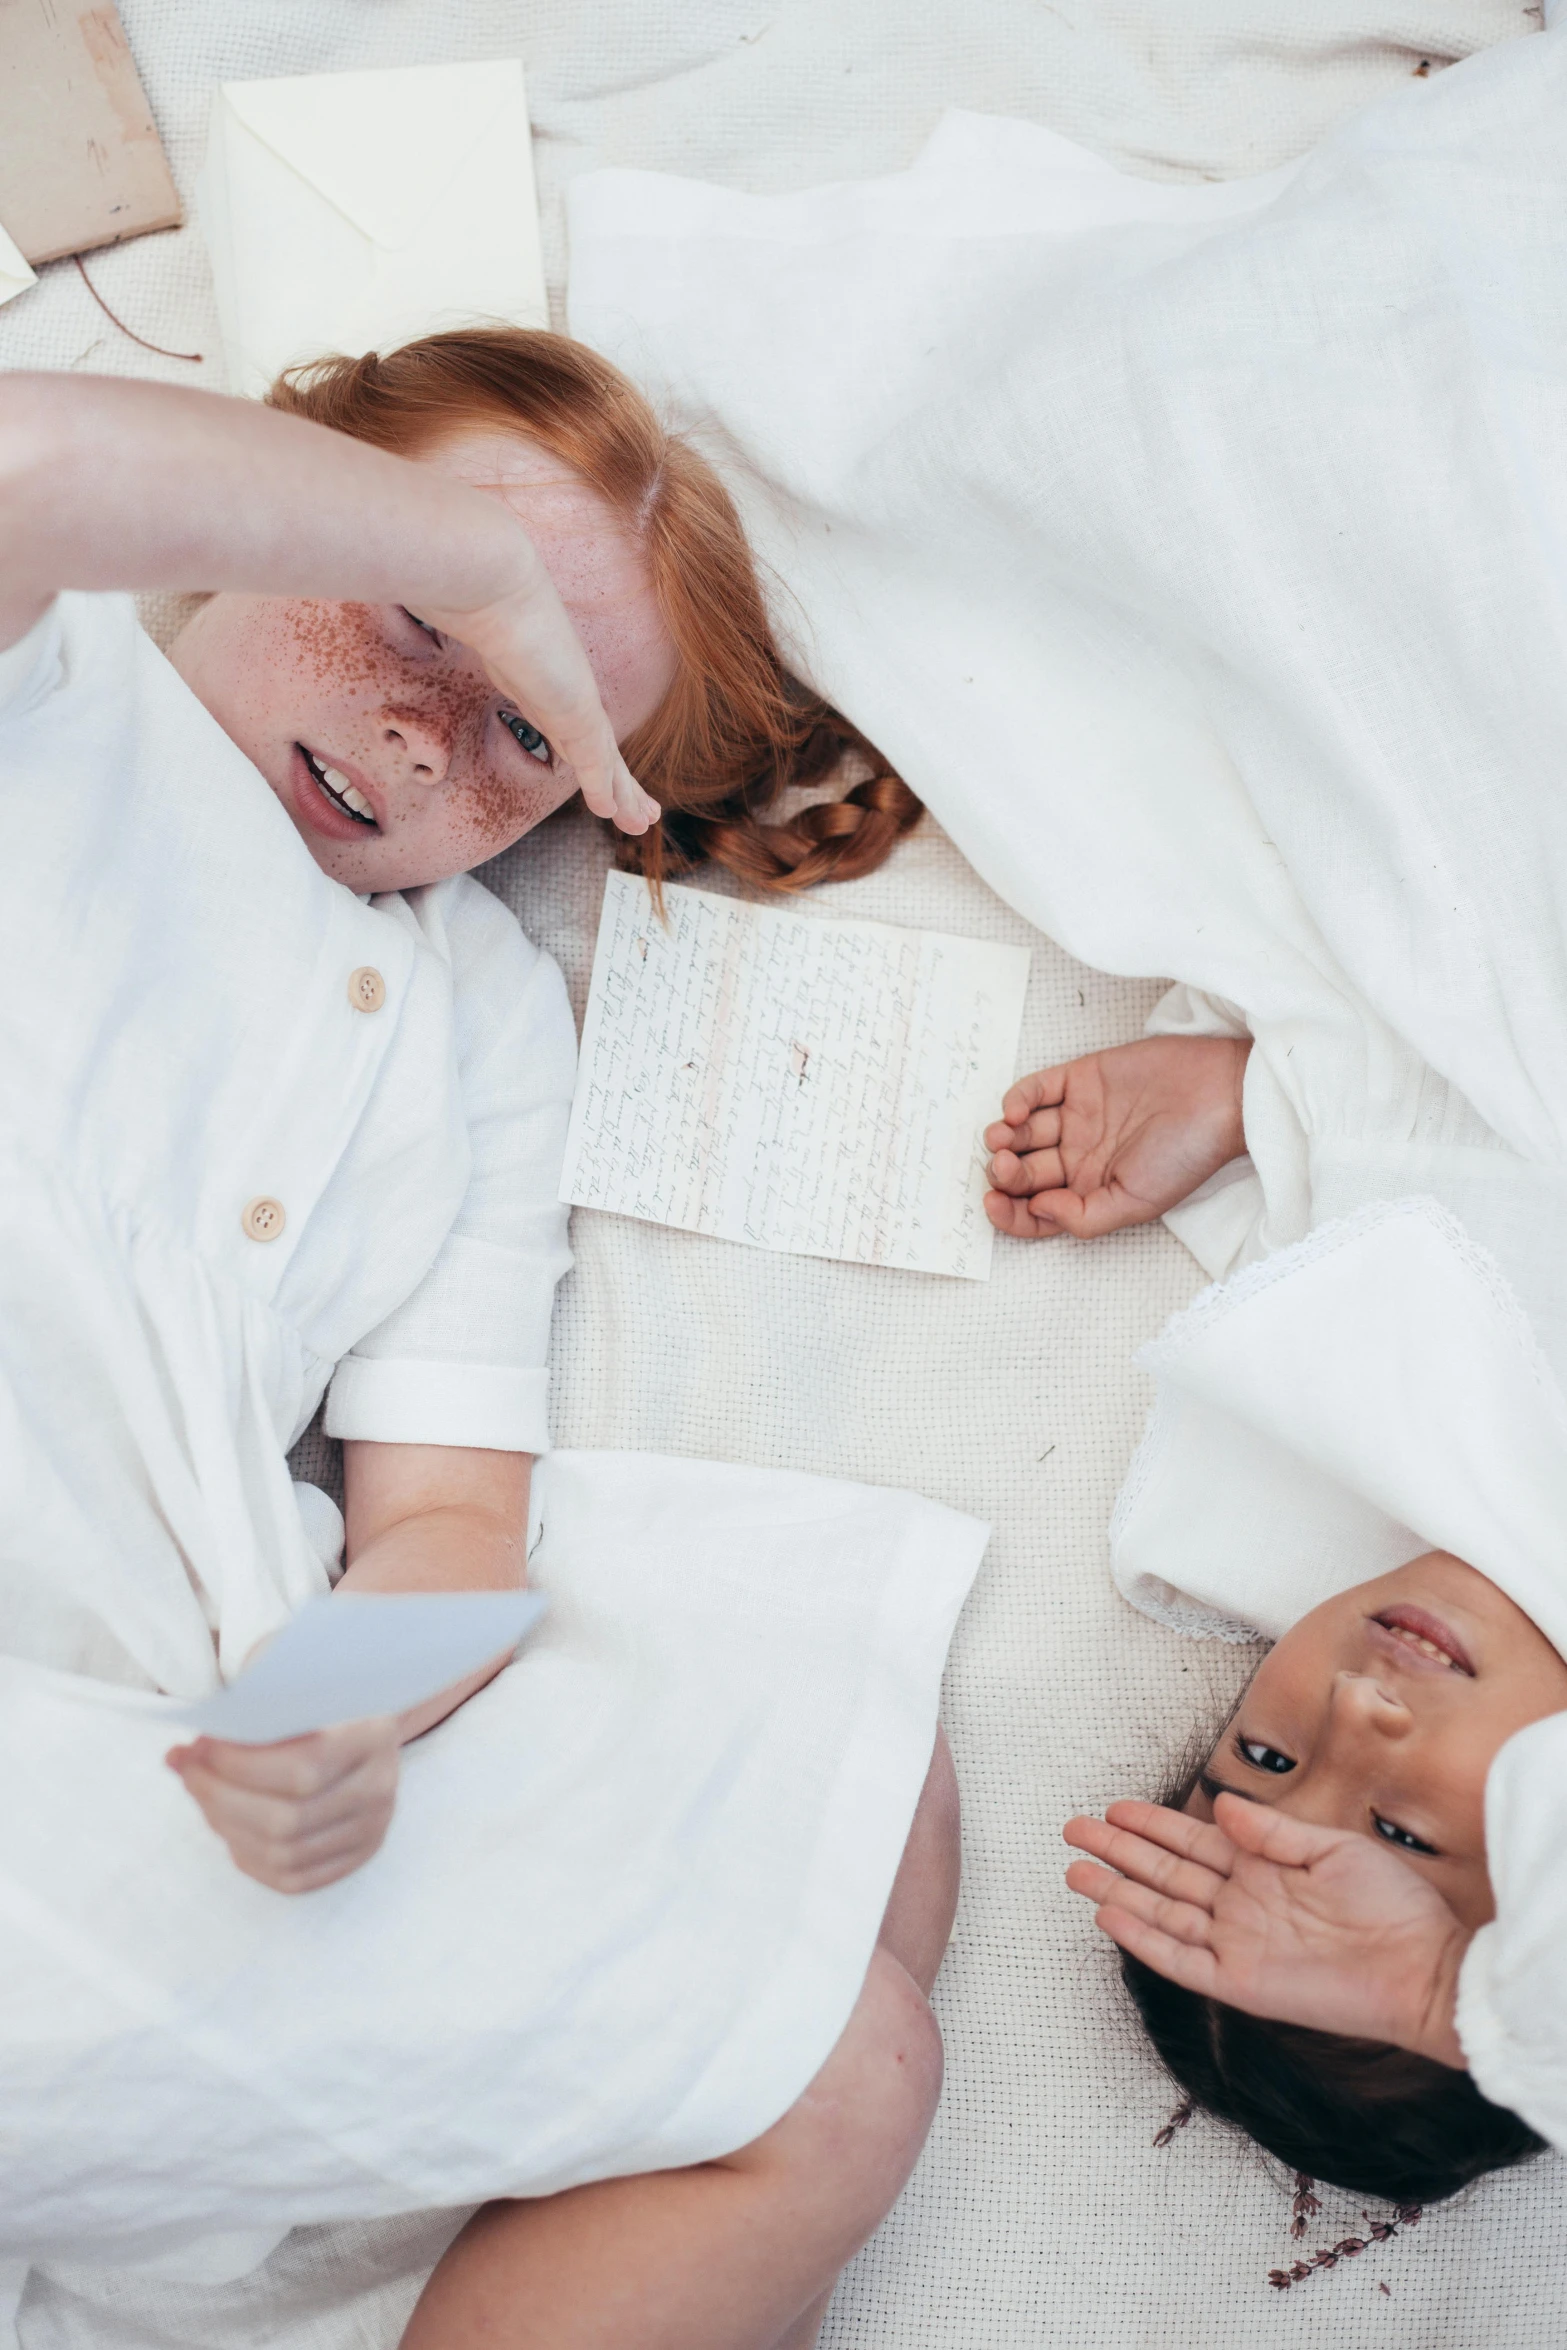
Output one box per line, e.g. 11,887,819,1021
7,4,1564,2346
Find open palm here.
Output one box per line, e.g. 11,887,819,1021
984,1036,1249,1240
1063,1796,1470,2067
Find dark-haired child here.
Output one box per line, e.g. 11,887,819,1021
988,1033,1567,2205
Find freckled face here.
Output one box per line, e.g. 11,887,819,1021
168,432,677,891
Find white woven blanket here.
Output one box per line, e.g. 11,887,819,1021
7,5,1564,2347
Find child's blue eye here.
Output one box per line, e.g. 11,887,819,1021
1372,1814,1438,1855
500,707,552,766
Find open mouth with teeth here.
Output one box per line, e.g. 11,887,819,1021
1371,1607,1475,1675
301,746,378,828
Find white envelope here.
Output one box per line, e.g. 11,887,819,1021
198,60,548,398
0,215,36,311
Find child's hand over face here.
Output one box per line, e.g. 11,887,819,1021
166,1720,400,1895
1063,1796,1471,2068
984,1035,1250,1240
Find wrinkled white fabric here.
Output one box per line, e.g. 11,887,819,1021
568,31,1567,1323
0,588,985,2289
1110,1199,1567,1650
567,31,1567,2154
0,1448,981,2262
0,592,575,1692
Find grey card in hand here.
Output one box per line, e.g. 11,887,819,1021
182,1590,547,1745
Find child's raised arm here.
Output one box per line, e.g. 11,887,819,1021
0,371,655,831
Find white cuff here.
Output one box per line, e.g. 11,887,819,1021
325,1355,550,1454
1160,1155,1264,1281
1456,1926,1520,2103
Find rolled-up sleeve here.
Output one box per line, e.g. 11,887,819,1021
325,882,576,1455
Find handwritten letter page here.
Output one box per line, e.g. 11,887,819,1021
559,875,1030,1279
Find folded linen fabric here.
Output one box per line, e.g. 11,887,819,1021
198,61,547,399
1110,1197,1567,1649
567,31,1567,1322
1,1448,984,2279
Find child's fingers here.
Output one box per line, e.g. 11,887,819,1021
169,1719,396,1799
999,1066,1069,1128
1063,1857,1123,1905
177,1745,390,1833
1063,1815,1227,1910
1211,1792,1343,1869
1101,1799,1240,1875
1033,1185,1158,1240
984,1187,1065,1240
229,1811,392,1887
1081,1874,1218,1951
601,745,661,835
984,1106,1062,1156
1089,1902,1223,1999
986,1144,1065,1198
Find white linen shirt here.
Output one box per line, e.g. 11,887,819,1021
0,593,575,1697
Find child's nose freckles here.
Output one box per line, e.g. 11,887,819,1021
381,708,452,782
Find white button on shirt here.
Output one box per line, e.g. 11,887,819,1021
348,966,386,1013
0,595,576,1693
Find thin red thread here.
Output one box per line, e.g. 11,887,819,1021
72,255,201,363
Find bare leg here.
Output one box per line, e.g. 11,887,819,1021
772,2290,833,2350
765,1731,960,2350
400,1732,960,2350
878,1728,960,1997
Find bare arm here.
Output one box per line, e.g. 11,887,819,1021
338,1441,532,1741
168,1443,531,1892
0,372,654,827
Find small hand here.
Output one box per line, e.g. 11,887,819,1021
1063,1796,1470,2067
425,552,659,838
166,1718,401,1895
984,1035,1249,1240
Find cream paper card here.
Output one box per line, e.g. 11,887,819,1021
560,874,1030,1279
199,60,548,397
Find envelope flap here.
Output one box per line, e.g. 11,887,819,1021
221,60,523,254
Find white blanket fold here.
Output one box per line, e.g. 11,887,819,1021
1111,1199,1567,1649
0,1450,983,2273
568,32,1567,1332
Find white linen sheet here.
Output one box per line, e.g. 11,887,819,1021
568,32,1567,1348
7,5,1566,2349
2,1449,981,2248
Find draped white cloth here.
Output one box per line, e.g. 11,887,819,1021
568,26,1567,1348
0,1448,982,2271
566,27,1567,2144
